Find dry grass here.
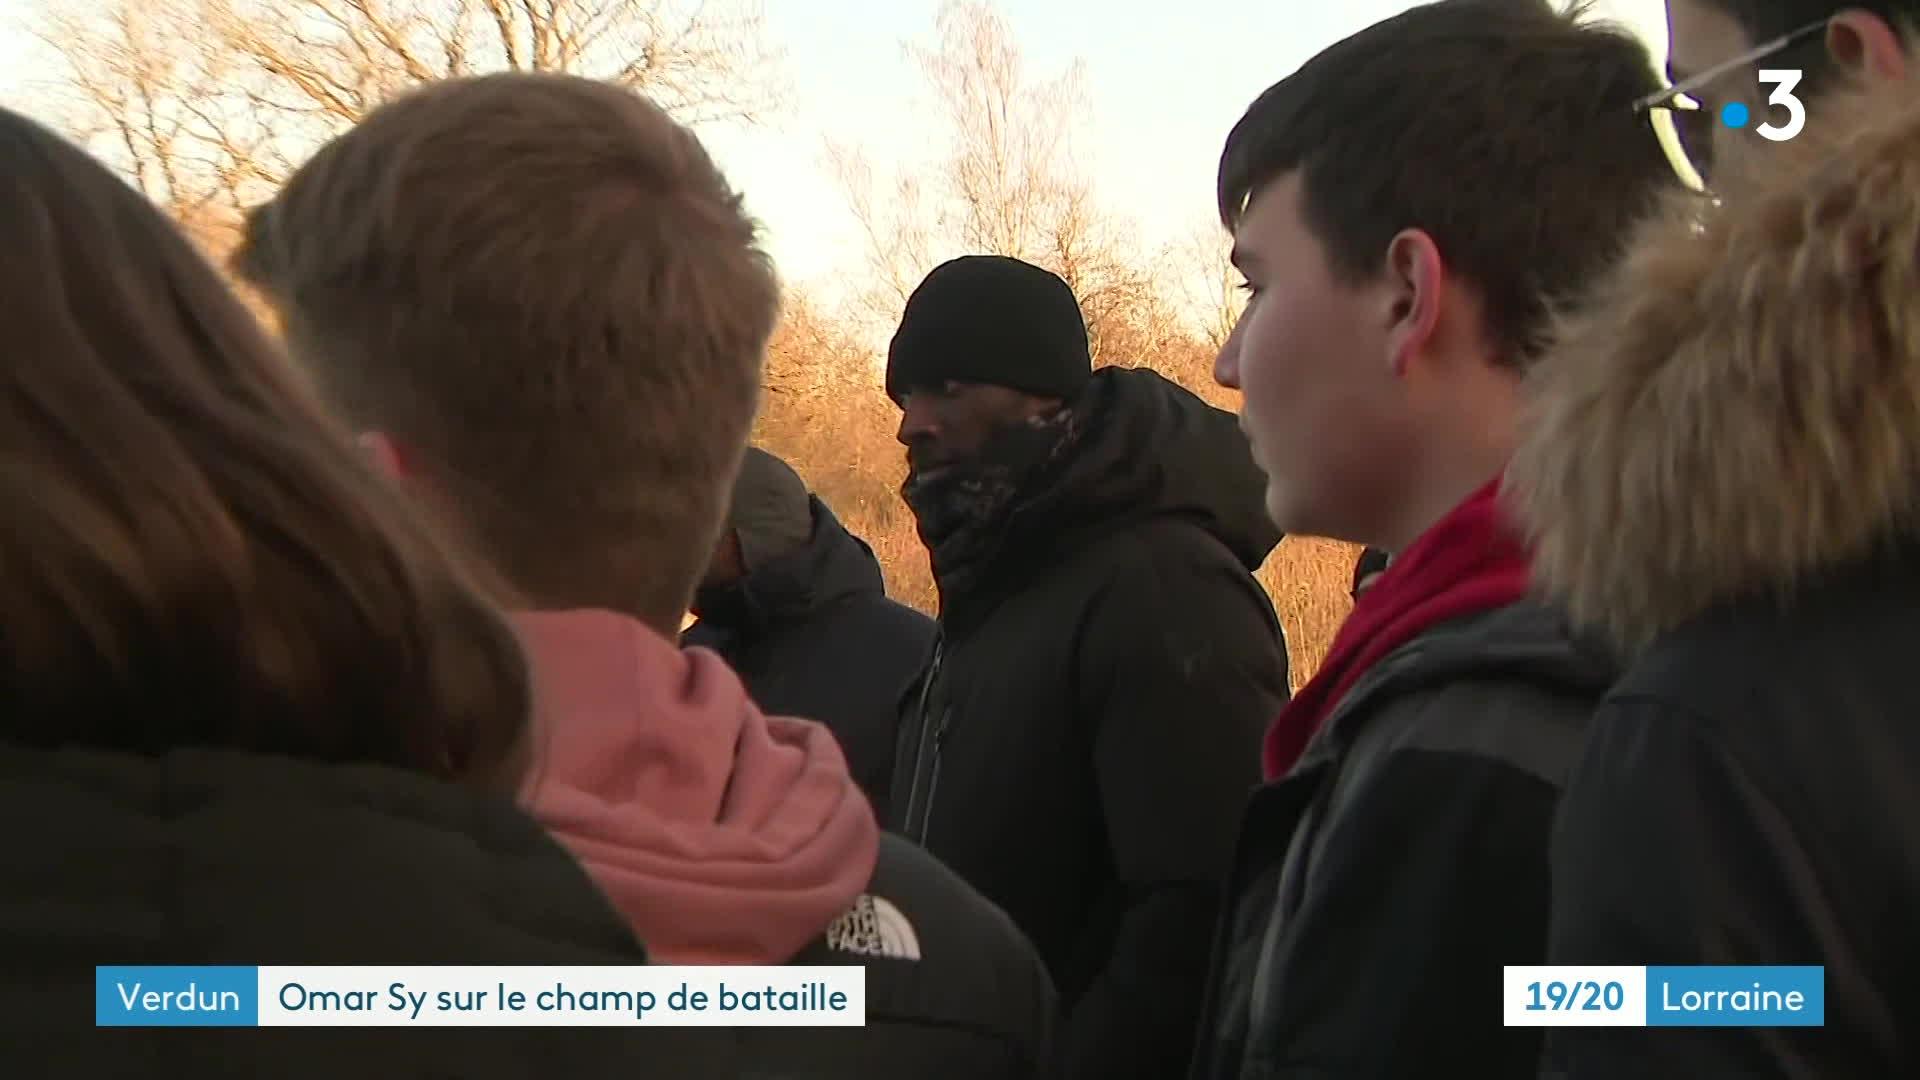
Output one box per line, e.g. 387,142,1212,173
1256,536,1357,691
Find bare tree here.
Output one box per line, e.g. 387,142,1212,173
1169,223,1247,352
198,0,782,131
909,1,1084,259
757,286,916,551
831,0,1191,370
762,288,891,434
32,0,274,224
1043,181,1189,373
33,0,784,244
824,140,936,314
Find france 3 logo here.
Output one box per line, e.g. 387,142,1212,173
1723,70,1807,142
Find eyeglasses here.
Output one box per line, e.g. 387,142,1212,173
1633,17,1830,186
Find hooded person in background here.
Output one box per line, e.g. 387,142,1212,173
687,447,936,811
885,254,1290,1079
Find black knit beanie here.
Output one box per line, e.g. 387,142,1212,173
885,255,1092,403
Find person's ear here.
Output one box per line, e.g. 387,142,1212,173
357,431,410,482
1828,12,1909,83
1381,229,1445,378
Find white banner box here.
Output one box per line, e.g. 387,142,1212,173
255,966,866,1027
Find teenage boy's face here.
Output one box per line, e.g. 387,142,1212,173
1215,173,1410,543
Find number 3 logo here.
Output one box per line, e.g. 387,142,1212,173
1756,69,1806,141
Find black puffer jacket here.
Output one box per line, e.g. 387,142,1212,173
776,833,1058,1077
687,497,935,810
0,741,1059,1079
1507,77,1920,1080
890,366,1290,1080
0,743,741,1079
1189,603,1614,1079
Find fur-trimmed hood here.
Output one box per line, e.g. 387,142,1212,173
1506,77,1920,656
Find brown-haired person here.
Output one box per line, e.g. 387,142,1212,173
0,107,738,1077
235,72,1055,1077
1510,10,1920,1078
1189,2,1677,1077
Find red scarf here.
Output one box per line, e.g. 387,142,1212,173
1262,477,1532,781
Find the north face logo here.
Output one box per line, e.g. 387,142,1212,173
825,894,921,961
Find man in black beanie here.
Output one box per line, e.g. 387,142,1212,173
886,254,1290,1079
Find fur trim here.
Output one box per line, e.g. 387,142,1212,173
1505,77,1920,654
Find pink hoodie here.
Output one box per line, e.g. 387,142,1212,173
513,609,880,965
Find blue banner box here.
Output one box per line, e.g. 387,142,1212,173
1645,965,1824,1027
96,966,258,1027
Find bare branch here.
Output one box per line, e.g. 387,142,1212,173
443,0,476,74
519,0,555,69
481,0,525,69
34,0,237,216
33,0,786,255
830,0,1213,382
600,2,782,124
824,138,935,328
344,0,440,85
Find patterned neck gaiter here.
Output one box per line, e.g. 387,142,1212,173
900,404,1087,601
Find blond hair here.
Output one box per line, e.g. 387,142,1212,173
236,73,780,625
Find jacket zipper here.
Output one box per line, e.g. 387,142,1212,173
917,705,953,843
900,639,946,843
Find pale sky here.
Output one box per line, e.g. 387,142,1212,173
0,0,1672,296
691,0,1671,294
